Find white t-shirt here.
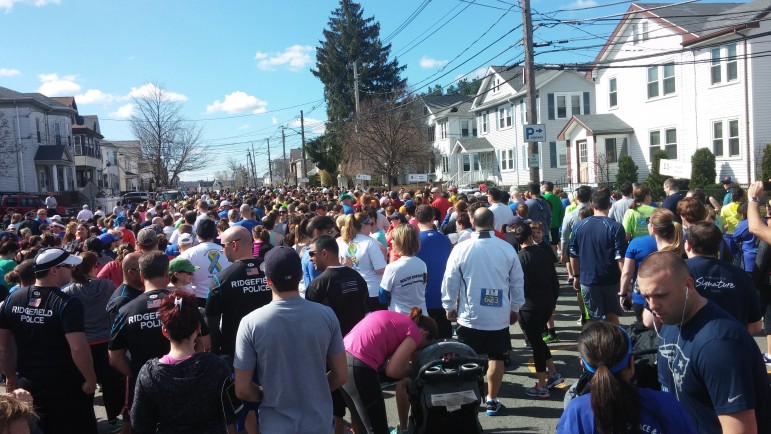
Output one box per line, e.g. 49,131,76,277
489,202,514,231
179,241,232,299
382,255,427,314
337,233,387,297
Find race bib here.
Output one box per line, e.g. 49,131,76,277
480,288,503,307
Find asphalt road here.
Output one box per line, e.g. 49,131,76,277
92,263,771,433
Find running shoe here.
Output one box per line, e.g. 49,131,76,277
525,384,550,399
546,373,564,389
485,399,502,416
543,332,560,344
107,418,123,433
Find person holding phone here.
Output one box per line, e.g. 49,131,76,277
131,290,233,434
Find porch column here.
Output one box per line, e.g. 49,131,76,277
51,164,58,192
63,166,70,191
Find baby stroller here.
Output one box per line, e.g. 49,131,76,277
407,339,487,434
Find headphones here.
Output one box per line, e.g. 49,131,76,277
684,286,689,300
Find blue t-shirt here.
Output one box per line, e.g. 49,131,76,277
625,235,657,305
342,204,354,215
658,301,771,434
733,219,762,272
233,219,259,234
569,216,627,286
302,246,322,289
685,255,761,326
557,387,697,434
416,229,451,309
525,198,552,238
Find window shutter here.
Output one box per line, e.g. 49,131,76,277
583,92,591,115
550,142,557,168
547,93,555,120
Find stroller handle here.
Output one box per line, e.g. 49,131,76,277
416,356,489,380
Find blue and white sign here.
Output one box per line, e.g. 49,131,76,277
524,124,546,142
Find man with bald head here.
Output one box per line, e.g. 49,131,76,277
233,204,259,233
106,252,144,325
441,207,525,416
638,251,770,434
206,226,271,358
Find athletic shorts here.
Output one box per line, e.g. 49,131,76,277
550,228,559,245
456,325,511,360
580,283,623,320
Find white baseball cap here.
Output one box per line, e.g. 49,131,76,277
34,248,82,272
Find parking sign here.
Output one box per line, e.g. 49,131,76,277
524,124,546,142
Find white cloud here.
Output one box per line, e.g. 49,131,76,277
419,56,448,69
0,0,59,12
75,89,119,105
255,45,314,71
289,117,326,135
271,116,278,125
127,83,187,102
37,73,81,96
205,91,268,115
239,124,250,130
109,103,135,119
563,0,598,10
0,68,20,77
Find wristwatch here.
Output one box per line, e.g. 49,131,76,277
750,197,760,203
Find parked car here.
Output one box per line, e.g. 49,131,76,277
122,191,154,205
0,195,76,218
157,190,184,202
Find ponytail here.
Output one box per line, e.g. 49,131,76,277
341,213,368,243
408,307,439,341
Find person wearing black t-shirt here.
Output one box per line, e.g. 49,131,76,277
305,235,369,335
109,251,210,430
305,235,369,434
105,252,143,325
206,226,273,358
0,248,98,434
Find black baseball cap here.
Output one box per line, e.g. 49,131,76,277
260,246,301,284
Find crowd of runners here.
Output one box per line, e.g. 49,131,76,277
0,178,769,434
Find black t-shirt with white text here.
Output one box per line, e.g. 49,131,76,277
305,266,369,335
109,288,209,376
0,286,84,389
205,258,272,356
106,284,143,326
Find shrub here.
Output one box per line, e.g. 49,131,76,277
690,148,717,189
761,144,771,182
646,150,669,201
615,155,638,190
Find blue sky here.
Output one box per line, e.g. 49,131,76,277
0,0,732,181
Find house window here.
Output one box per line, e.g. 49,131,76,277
714,119,740,157
609,78,618,108
498,106,511,129
480,152,494,170
461,120,470,137
579,142,588,163
462,154,470,172
557,141,567,167
632,24,639,45
647,63,676,99
35,118,41,143
441,156,449,172
500,150,508,171
711,44,738,85
53,122,62,146
492,78,501,93
713,121,724,156
473,154,480,171
649,130,660,161
642,21,649,41
507,149,514,169
439,122,447,139
481,111,488,134
728,119,739,157
665,128,677,159
555,93,583,119
427,125,435,140
604,138,618,163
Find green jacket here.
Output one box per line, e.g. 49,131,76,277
543,192,565,229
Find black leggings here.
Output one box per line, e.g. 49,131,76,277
519,308,554,373
340,353,389,434
90,342,123,421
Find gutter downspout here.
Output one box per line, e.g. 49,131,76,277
743,36,751,183
14,104,25,191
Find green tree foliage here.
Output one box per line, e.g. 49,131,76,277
761,144,771,182
445,77,483,96
646,150,669,200
689,148,717,189
615,155,638,190
304,126,343,174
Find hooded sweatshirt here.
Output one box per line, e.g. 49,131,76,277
131,352,232,434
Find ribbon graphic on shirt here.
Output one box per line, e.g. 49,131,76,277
207,250,222,273
347,243,360,268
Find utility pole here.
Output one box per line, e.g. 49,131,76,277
522,0,540,185
250,142,257,188
281,127,287,185
267,138,273,187
246,151,253,189
300,110,307,184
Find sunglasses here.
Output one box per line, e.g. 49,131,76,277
56,264,73,269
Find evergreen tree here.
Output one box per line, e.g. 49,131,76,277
310,0,406,173
689,148,717,189
615,155,638,190
646,150,669,201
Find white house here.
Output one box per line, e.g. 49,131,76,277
470,65,596,188
422,94,477,183
0,86,77,193
560,0,771,185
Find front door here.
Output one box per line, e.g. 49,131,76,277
578,140,588,183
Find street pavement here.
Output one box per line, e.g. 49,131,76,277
92,263,771,433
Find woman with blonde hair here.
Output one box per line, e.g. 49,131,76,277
62,222,80,254
619,208,682,321
379,224,426,313
338,212,387,311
